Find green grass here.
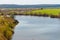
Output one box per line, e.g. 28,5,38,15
30,8,60,15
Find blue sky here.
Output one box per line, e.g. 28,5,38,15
0,0,60,5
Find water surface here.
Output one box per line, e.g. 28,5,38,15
12,15,60,40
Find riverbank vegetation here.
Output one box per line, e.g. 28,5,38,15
0,8,60,18
27,8,60,18
0,15,18,40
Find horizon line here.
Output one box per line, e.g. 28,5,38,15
0,4,60,5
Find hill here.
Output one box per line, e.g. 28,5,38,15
0,4,60,8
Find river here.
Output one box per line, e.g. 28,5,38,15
12,15,60,40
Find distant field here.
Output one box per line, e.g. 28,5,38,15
28,8,60,15
0,8,60,18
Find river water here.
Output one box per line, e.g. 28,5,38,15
12,15,60,40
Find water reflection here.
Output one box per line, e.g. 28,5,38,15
12,16,60,40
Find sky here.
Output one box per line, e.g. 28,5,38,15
0,0,60,5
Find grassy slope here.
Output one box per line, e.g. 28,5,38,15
0,15,18,40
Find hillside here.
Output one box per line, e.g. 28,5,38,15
0,4,60,8
0,15,18,40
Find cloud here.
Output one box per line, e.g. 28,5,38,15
0,0,60,5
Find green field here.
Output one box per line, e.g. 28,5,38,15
27,8,60,16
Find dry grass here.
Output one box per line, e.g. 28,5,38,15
0,15,18,40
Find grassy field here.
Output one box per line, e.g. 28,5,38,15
26,8,60,15
32,9,60,15
0,8,60,18
0,15,18,40
24,8,60,18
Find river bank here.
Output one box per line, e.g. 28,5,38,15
0,8,60,18
0,15,18,40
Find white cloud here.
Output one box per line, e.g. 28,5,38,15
0,0,60,5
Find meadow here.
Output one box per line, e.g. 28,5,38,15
25,8,60,18
0,8,60,18
2,8,60,18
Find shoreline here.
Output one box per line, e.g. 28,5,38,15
0,8,60,18
12,14,60,18
0,15,18,40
